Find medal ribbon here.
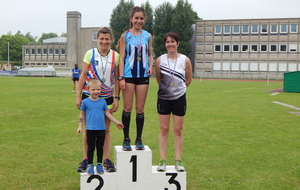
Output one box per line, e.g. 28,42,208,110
100,50,109,82
167,55,178,85
130,29,142,56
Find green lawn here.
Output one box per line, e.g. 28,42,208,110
0,77,299,189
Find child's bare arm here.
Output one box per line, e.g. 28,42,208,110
104,110,124,129
77,110,85,134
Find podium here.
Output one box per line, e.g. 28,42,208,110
80,146,186,190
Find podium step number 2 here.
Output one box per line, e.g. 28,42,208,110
80,146,186,190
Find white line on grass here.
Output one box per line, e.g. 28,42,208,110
273,101,300,116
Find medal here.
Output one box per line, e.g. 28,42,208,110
130,29,143,62
167,54,178,88
100,50,109,83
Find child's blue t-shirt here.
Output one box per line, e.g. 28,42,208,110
80,98,108,130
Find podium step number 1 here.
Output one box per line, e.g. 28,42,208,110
80,146,186,190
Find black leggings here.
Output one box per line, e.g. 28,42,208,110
86,130,105,164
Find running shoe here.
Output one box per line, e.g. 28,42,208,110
135,138,144,150
96,163,104,174
157,159,166,172
122,138,132,151
104,159,116,172
175,159,185,172
77,159,88,172
87,164,94,175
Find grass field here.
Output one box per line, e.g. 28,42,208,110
0,76,299,190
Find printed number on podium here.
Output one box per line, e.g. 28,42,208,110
166,173,181,190
87,175,104,190
130,155,137,182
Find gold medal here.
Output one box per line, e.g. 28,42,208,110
102,78,106,82
137,57,141,61
169,83,174,87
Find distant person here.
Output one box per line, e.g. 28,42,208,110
71,64,81,93
76,27,120,173
155,32,192,172
118,6,153,151
77,79,123,175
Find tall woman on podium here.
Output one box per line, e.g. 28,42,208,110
118,6,153,151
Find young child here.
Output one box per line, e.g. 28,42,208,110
77,79,124,175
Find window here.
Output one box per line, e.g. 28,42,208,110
270,45,277,52
280,45,287,52
215,25,222,34
43,49,47,55
251,45,258,52
261,45,267,52
54,63,59,66
25,63,29,66
270,24,278,33
92,32,97,41
61,48,65,55
224,25,230,34
242,25,249,33
289,44,297,52
233,25,240,34
280,24,287,33
223,45,230,52
214,45,221,52
25,49,30,55
37,49,41,55
54,49,59,55
48,48,53,55
242,45,249,52
37,63,41,66
31,49,35,55
261,25,268,33
60,63,66,66
48,63,53,65
251,25,259,33
290,24,298,33
233,45,239,52
30,63,35,66
43,63,47,66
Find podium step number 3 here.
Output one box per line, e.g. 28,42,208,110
80,146,186,190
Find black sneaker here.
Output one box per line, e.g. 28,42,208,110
104,159,116,172
122,138,132,151
135,138,145,150
77,159,88,172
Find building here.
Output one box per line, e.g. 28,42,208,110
194,18,300,79
22,11,100,76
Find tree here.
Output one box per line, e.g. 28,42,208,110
109,0,134,51
25,32,37,44
171,0,197,57
141,1,154,35
153,2,174,58
60,33,67,37
37,33,58,44
0,34,30,61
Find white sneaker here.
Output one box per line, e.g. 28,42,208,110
175,160,185,172
157,160,166,172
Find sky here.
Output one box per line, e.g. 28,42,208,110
1,0,300,38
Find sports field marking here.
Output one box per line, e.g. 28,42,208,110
273,101,300,116
270,92,279,96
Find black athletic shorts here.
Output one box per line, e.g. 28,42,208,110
125,77,149,85
82,93,113,106
157,94,186,116
73,78,79,82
